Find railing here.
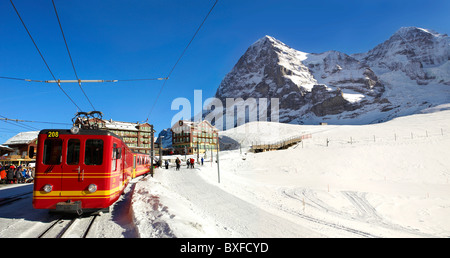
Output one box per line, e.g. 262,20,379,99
250,134,312,152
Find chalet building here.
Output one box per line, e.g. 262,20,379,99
171,120,219,155
0,131,39,166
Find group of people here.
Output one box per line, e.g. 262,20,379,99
0,164,34,184
172,157,204,171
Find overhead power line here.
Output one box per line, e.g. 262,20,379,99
0,76,168,84
0,76,44,82
0,117,71,126
0,115,39,131
146,0,219,121
51,0,96,111
9,0,83,111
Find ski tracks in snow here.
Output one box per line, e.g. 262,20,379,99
281,187,435,237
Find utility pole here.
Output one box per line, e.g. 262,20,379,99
159,136,164,168
216,141,220,184
150,125,154,177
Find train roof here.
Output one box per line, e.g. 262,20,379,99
39,129,121,138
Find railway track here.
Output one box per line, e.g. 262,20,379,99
38,215,98,238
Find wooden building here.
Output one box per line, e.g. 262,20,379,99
0,131,39,166
171,120,219,155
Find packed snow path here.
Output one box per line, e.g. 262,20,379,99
132,168,323,238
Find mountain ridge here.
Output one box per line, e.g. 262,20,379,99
212,26,450,127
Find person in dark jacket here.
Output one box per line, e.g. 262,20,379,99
15,166,23,184
175,158,181,171
7,166,15,184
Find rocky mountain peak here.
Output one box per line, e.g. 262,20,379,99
394,26,446,39
212,27,449,127
353,27,449,85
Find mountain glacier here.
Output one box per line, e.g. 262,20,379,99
213,27,450,126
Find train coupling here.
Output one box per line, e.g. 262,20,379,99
55,200,83,215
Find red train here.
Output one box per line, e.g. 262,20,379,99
32,127,151,214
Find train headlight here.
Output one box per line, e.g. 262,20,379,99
70,126,80,134
43,184,53,193
88,184,98,193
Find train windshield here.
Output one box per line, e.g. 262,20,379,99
85,139,103,165
67,139,80,165
43,139,62,165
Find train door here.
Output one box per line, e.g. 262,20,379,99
111,142,123,187
56,136,91,201
64,137,85,191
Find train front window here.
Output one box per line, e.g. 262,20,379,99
43,139,62,165
67,139,80,165
85,139,103,165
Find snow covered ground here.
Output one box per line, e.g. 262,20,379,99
131,107,450,238
1,107,449,238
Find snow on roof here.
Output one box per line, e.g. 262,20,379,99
4,131,39,145
103,120,139,131
171,120,219,131
0,145,14,151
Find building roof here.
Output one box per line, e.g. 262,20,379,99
102,120,154,132
104,120,139,131
172,120,218,132
0,145,14,151
4,131,39,145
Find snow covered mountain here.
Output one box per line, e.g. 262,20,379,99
213,27,450,126
353,27,450,86
155,128,173,149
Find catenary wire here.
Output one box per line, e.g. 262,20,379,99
146,0,219,121
0,76,44,82
0,117,71,126
51,0,96,111
0,115,39,131
9,0,83,111
0,76,167,83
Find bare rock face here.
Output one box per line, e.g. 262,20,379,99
212,27,449,127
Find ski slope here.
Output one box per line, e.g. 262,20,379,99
131,107,450,238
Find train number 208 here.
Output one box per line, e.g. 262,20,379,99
47,131,59,138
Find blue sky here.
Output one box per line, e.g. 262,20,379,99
0,0,449,142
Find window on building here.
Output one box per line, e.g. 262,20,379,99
85,139,103,165
43,139,62,165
